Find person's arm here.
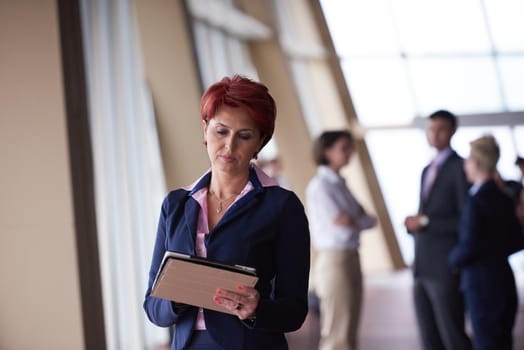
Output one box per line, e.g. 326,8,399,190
404,214,428,234
353,200,376,230
309,180,342,222
405,169,427,234
439,163,471,235
143,193,189,327
449,200,482,268
415,161,470,236
308,180,356,238
254,193,310,332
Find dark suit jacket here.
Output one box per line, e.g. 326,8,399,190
144,167,310,350
449,180,522,292
448,180,523,349
412,150,469,283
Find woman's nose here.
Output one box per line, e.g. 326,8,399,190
225,135,235,150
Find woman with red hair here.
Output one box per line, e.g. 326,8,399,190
144,75,310,350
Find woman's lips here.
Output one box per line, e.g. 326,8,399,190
221,155,234,162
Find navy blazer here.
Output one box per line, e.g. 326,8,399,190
449,180,522,292
412,150,470,282
448,180,523,349
144,166,311,350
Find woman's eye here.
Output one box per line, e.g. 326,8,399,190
239,133,253,140
216,129,228,135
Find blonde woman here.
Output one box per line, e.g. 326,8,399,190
449,135,523,350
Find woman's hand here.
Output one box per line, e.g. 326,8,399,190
213,285,259,320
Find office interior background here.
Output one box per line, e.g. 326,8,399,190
1,0,523,349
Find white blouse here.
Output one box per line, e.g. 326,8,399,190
306,166,376,250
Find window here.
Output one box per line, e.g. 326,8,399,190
80,0,168,348
186,0,281,160
320,0,524,263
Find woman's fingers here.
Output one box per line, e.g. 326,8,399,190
213,286,259,319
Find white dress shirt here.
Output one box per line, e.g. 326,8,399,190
306,165,376,250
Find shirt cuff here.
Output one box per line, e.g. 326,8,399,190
419,215,430,227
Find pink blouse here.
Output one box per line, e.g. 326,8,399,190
186,164,278,329
191,183,253,329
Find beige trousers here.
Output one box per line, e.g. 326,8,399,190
314,249,362,350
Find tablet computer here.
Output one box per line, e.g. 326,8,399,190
151,251,258,314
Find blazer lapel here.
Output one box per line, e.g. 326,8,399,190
424,151,456,202
212,188,263,232
210,166,266,233
181,198,200,253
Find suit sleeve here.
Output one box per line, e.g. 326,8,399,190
449,199,482,268
143,194,188,327
254,193,311,332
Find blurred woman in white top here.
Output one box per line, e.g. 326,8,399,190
306,130,376,350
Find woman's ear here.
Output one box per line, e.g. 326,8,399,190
202,120,208,146
202,119,209,142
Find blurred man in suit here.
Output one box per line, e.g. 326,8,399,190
405,110,472,350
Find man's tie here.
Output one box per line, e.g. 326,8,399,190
422,160,439,200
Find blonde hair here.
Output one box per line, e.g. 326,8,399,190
469,135,500,173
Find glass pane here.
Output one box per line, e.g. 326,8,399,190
341,58,416,126
289,61,323,137
484,0,524,51
498,57,524,110
392,0,490,54
409,57,502,115
209,30,230,79
515,126,524,157
193,22,216,89
225,38,258,78
320,0,400,56
366,129,431,264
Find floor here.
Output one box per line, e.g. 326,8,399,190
287,268,524,350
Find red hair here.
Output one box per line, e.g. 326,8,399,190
200,75,276,149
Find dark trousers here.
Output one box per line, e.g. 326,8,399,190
413,278,472,350
465,288,517,350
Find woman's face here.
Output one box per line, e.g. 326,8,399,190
325,137,353,171
203,105,264,175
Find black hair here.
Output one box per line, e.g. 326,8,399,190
428,109,457,130
312,130,353,166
